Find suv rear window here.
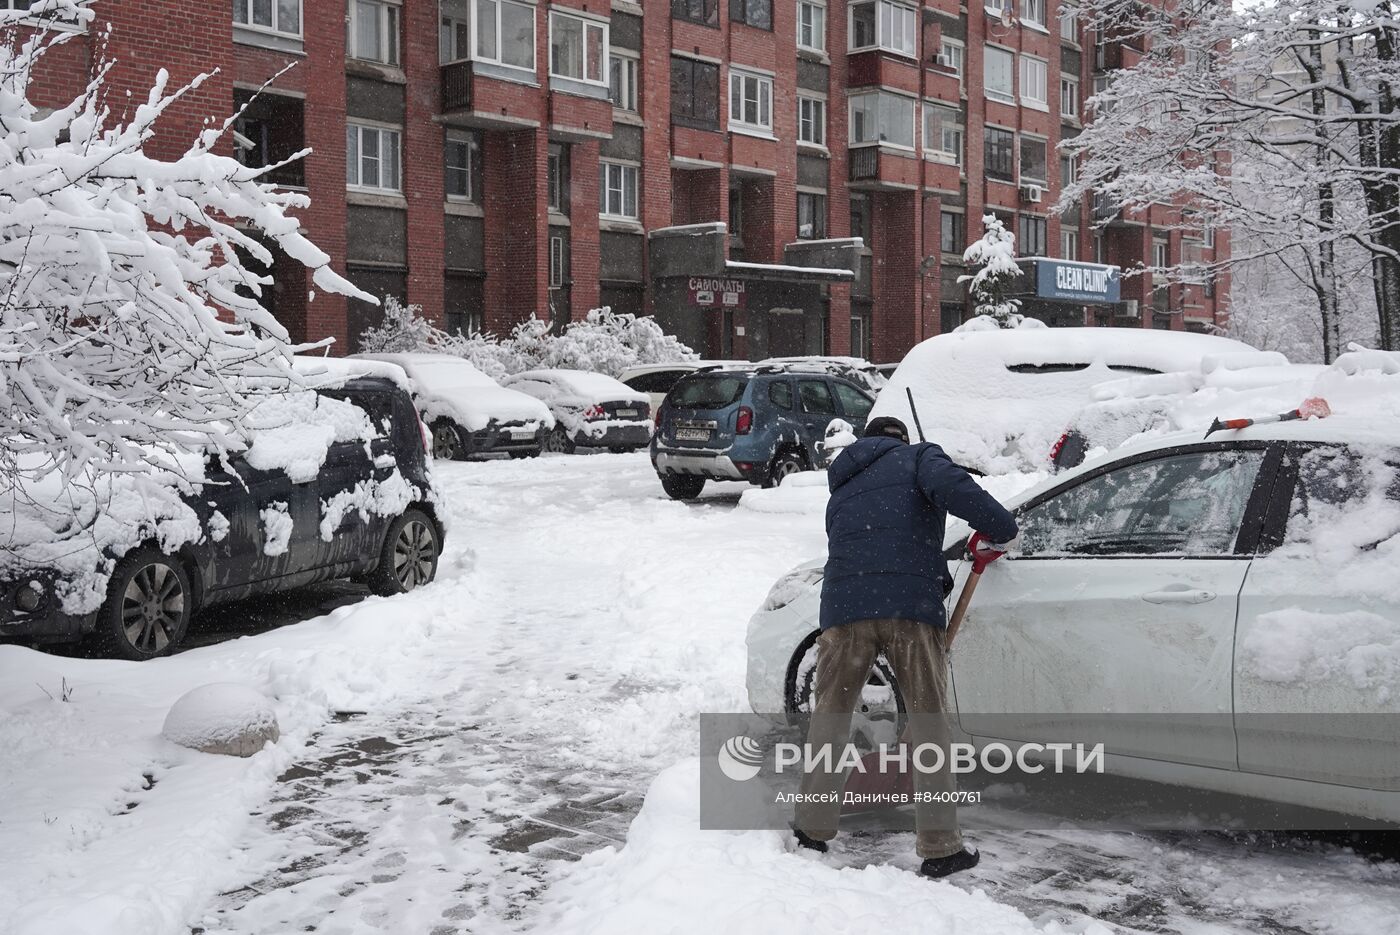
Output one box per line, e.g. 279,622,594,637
670,374,748,409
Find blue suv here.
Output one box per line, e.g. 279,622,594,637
650,366,874,500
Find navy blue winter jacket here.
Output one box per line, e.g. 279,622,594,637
820,437,1019,631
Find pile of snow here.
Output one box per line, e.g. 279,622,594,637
739,472,831,515
504,370,650,437
162,683,280,757
532,760,1111,935
872,327,1257,474
352,352,553,432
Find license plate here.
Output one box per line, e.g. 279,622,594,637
615,409,638,418
675,428,710,442
508,429,535,439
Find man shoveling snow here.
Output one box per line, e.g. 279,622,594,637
792,416,1018,879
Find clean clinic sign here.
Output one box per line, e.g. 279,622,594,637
1035,260,1121,304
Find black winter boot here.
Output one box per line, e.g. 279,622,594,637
919,847,980,879
793,828,829,853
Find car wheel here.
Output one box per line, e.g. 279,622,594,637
608,445,635,454
95,548,193,660
659,473,706,500
544,425,576,455
765,450,807,488
784,631,905,748
431,421,464,461
368,509,441,596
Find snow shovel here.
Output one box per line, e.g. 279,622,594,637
840,533,1007,810
1204,397,1331,438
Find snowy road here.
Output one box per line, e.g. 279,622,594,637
5,454,1398,935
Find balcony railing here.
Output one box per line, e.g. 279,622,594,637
441,60,473,113
849,147,878,181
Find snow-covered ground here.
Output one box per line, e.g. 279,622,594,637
3,454,1397,935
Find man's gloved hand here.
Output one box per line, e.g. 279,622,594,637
967,532,1012,574
988,533,1020,554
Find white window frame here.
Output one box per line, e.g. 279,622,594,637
473,0,537,73
729,68,774,136
984,45,1015,103
599,160,639,220
235,0,303,37
346,122,402,192
922,102,962,166
1020,54,1048,110
1153,239,1170,270
1059,1,1078,41
1021,0,1046,30
797,94,826,147
444,129,480,202
1060,228,1078,260
848,90,916,150
937,38,964,82
549,235,567,287
1060,73,1079,119
440,13,471,62
848,0,916,58
347,0,400,66
1019,133,1048,184
609,50,639,112
797,0,826,53
550,9,608,86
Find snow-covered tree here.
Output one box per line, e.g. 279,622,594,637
358,296,434,354
959,214,1025,328
0,0,367,491
1062,0,1400,358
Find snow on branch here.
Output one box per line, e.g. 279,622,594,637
958,214,1025,328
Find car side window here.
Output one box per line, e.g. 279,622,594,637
798,380,836,415
626,371,677,393
1018,449,1267,557
1283,445,1400,551
768,380,793,410
830,381,873,419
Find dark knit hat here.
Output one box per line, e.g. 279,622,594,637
864,416,910,443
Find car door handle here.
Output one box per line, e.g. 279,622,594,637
1141,588,1217,604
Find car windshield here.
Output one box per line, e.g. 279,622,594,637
669,374,748,409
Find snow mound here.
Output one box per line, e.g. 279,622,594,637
534,759,1112,935
738,472,831,515
162,683,280,757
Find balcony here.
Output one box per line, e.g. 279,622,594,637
441,60,473,113
848,146,920,188
850,147,878,180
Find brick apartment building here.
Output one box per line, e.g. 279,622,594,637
23,0,1228,362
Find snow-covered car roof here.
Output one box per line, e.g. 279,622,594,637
291,354,412,391
872,324,1257,474
504,369,649,406
755,356,887,390
351,353,553,431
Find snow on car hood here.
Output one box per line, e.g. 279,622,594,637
872,325,1258,475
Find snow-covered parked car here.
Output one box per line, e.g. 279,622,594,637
618,361,746,412
0,360,445,660
352,352,553,460
502,369,652,454
747,387,1400,820
872,324,1257,474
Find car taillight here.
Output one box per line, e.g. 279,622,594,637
1048,431,1069,465
654,406,663,429
419,419,432,455
736,406,754,435
584,404,605,420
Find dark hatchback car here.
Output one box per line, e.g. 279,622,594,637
0,375,446,660
650,367,875,499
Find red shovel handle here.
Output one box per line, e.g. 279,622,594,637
967,532,1006,575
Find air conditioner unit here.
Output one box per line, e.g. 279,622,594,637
1020,184,1043,204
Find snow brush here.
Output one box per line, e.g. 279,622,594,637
1204,397,1331,438
840,533,1006,812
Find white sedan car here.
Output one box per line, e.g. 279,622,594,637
747,417,1400,820
502,369,652,454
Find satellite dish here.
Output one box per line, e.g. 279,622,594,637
1000,7,1014,28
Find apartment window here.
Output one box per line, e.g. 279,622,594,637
440,12,470,62
730,0,772,30
1060,151,1076,188
1060,74,1079,118
475,0,536,71
984,126,1014,181
797,0,825,52
1022,0,1046,29
348,0,399,66
850,193,872,245
729,69,773,134
444,129,482,201
1153,239,1169,270
1020,215,1047,255
985,0,1012,15
235,0,301,36
671,56,720,128
1060,228,1078,260
1020,135,1047,183
849,0,916,58
1059,1,1077,41
600,161,639,219
923,103,963,165
797,191,827,239
345,123,401,191
798,96,826,146
549,235,568,288
937,38,964,80
729,185,744,241
672,0,718,27
551,11,607,85
548,144,570,215
609,53,639,111
984,46,1014,102
1202,224,1215,248
234,88,306,188
1020,55,1048,109
940,210,964,254
849,91,915,148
